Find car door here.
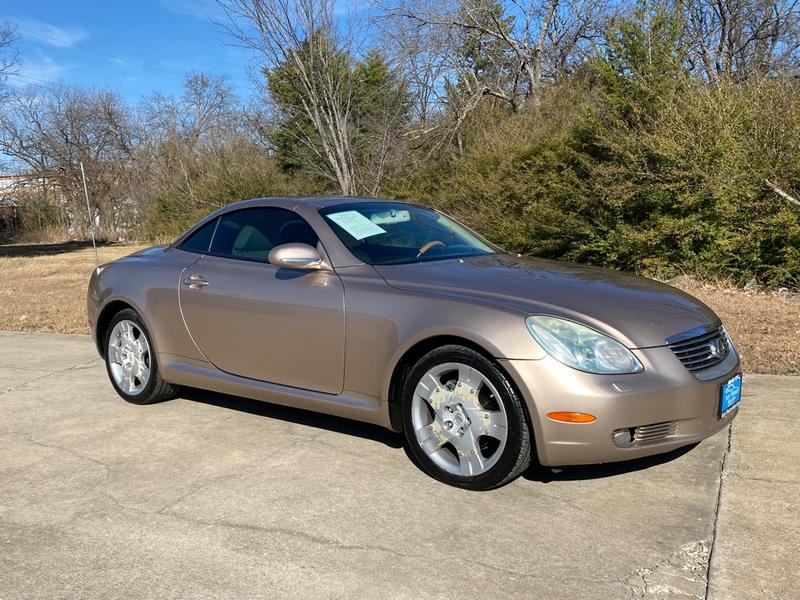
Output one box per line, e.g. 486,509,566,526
178,207,345,394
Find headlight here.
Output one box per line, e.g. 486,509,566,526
722,326,736,353
525,315,643,374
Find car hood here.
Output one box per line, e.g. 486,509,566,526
373,254,720,348
125,245,169,258
106,245,170,266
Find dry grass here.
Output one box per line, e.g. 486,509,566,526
669,278,800,376
1,226,74,245
1,242,798,374
0,242,147,335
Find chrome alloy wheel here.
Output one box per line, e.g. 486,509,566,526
411,362,508,477
107,319,152,395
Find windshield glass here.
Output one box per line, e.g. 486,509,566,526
320,202,497,265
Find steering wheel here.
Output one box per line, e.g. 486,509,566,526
416,240,446,258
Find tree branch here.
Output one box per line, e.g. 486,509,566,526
765,178,800,208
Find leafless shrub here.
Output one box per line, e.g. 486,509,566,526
684,0,800,80
0,85,135,238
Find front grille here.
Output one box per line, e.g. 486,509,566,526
667,327,729,372
633,421,678,444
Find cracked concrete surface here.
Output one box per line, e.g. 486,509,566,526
626,540,710,599
0,332,797,599
705,375,800,600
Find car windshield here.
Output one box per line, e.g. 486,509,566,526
320,202,497,265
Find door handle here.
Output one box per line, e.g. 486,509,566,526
183,275,209,289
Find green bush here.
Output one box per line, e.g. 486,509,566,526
386,76,800,288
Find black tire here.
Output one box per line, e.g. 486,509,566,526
401,345,531,490
104,308,179,405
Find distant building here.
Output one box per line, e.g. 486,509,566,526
0,173,64,232
0,173,48,199
0,175,26,227
0,196,17,226
0,174,26,196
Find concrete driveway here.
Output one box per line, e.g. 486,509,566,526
0,332,797,599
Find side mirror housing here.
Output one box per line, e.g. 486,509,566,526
268,243,325,270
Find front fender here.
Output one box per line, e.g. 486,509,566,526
87,248,205,362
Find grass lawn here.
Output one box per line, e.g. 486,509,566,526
0,242,147,335
1,241,797,375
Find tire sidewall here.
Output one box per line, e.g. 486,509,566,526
401,345,530,490
104,309,163,405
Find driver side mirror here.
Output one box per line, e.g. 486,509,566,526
268,243,326,270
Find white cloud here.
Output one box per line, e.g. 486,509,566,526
108,56,142,72
14,18,88,48
9,55,74,87
159,0,223,20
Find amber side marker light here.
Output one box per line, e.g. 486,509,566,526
547,411,596,423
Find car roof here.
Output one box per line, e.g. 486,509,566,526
223,196,413,210
171,196,419,246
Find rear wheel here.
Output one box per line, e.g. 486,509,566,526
104,309,178,405
402,345,531,490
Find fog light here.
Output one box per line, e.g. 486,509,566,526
612,428,634,448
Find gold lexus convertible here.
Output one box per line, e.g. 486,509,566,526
87,197,742,489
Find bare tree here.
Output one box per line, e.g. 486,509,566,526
0,22,19,100
375,0,611,155
384,0,609,111
545,0,609,76
142,73,237,149
219,0,360,195
684,0,800,80
135,73,243,216
0,85,135,236
382,13,451,123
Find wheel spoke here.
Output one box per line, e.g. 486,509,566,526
427,387,447,411
415,422,447,456
415,372,446,411
457,365,483,392
457,431,486,476
460,453,485,476
107,343,122,365
464,407,507,440
138,361,150,383
123,364,135,388
457,384,483,410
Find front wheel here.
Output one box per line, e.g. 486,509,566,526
104,308,178,405
401,345,532,490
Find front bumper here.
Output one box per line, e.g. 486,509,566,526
86,271,102,353
500,346,740,467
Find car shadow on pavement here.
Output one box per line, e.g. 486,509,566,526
178,387,404,449
522,443,698,483
176,386,699,484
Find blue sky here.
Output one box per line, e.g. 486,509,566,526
3,0,255,102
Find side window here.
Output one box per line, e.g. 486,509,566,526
209,208,318,263
179,218,218,253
